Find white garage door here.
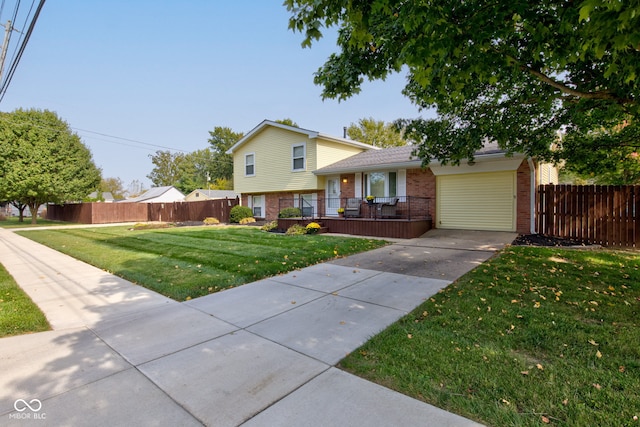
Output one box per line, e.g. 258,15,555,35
436,171,516,231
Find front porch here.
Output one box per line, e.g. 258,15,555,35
278,217,433,239
277,196,433,239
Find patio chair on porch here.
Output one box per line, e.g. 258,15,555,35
344,198,362,217
378,197,399,218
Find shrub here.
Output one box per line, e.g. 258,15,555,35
260,220,278,232
239,217,256,225
229,205,254,223
285,224,307,235
278,207,302,218
203,217,220,225
306,222,321,234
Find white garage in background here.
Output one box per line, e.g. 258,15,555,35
432,156,525,232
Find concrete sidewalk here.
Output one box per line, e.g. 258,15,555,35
0,227,512,426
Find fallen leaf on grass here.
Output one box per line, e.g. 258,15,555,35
520,371,529,376
596,350,602,358
407,334,413,339
620,366,626,373
536,363,544,370
588,339,599,346
593,383,602,390
541,415,550,424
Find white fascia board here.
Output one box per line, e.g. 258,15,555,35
314,160,422,175
317,133,380,150
429,153,525,176
226,119,319,154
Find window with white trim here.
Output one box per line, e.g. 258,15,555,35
251,195,263,217
292,143,306,171
364,171,397,198
245,153,255,176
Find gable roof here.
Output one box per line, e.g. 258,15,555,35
314,142,519,175
187,189,238,199
225,119,378,154
121,186,184,203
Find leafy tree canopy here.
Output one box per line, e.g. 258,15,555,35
147,150,185,187
99,177,126,200
0,108,101,223
208,126,243,182
347,117,408,147
286,0,640,172
275,118,299,127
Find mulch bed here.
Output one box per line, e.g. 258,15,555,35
512,234,595,247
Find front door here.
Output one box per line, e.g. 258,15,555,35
326,176,340,216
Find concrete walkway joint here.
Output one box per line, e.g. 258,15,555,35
0,227,513,426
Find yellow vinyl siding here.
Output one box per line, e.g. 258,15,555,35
233,127,318,193
233,127,367,194
316,140,366,168
437,171,516,231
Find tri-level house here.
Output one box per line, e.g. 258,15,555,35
227,120,558,238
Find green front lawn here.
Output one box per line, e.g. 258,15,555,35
0,216,71,228
0,264,50,338
340,246,640,426
17,225,388,301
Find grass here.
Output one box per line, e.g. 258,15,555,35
17,225,388,301
340,246,640,426
0,216,70,228
0,263,50,338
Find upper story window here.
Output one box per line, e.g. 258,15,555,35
245,153,255,176
292,143,306,171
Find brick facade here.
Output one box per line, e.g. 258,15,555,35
245,160,534,233
516,159,533,234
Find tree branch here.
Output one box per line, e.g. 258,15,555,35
506,55,635,105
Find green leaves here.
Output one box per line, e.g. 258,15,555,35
0,109,101,222
286,0,640,172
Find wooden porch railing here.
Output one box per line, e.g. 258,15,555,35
278,196,432,221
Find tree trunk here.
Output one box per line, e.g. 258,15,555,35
28,203,39,224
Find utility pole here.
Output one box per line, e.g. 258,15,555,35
0,20,12,84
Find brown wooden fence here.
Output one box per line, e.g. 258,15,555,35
47,198,239,224
537,185,640,247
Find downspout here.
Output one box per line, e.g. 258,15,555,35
527,157,536,234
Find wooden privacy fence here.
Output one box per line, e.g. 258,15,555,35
47,198,239,224
537,185,640,247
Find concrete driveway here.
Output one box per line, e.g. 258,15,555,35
330,229,517,281
0,227,515,426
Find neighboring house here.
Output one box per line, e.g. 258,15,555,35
120,186,185,203
184,189,239,202
87,191,115,202
227,120,558,234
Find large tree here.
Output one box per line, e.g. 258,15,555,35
285,0,640,169
347,117,407,147
147,150,185,187
99,177,126,200
208,126,243,182
0,109,102,223
176,148,216,193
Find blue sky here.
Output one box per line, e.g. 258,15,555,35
1,1,431,188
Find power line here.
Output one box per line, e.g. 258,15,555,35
72,127,190,153
0,0,45,102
